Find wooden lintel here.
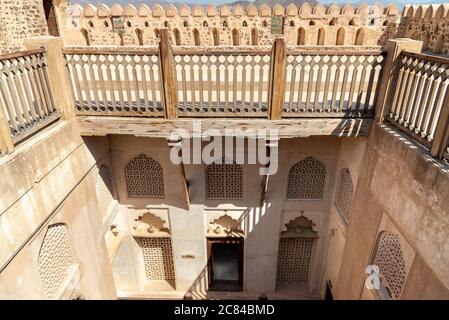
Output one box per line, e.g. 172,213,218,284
76,116,373,138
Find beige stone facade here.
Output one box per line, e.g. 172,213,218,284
1,1,449,301
398,4,449,54
0,0,48,54
58,2,400,47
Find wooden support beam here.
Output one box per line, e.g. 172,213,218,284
431,90,449,159
159,28,178,119
268,37,287,120
77,116,373,138
167,137,190,208
259,139,278,206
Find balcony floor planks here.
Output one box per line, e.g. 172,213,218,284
76,116,372,138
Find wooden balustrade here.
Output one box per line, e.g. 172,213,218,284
63,47,164,117
283,51,385,117
0,48,59,154
63,32,386,121
386,50,449,158
174,51,271,117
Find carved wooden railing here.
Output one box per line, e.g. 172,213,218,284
0,48,59,154
386,51,449,159
283,50,385,117
173,49,271,117
63,48,164,117
63,29,388,122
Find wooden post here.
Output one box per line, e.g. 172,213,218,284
268,37,286,120
167,137,189,208
431,90,449,158
159,28,178,119
24,37,76,120
375,38,422,123
0,110,14,155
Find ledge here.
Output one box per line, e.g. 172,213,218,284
76,116,373,138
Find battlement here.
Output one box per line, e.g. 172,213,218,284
58,2,400,47
66,3,399,19
397,3,449,54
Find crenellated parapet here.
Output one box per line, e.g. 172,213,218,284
65,2,399,19
57,2,400,47
398,4,449,54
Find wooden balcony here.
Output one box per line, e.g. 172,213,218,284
62,29,386,138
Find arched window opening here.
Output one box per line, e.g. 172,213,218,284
232,28,240,46
164,21,169,28
243,21,248,27
212,28,220,46
136,28,143,46
104,21,109,28
372,232,407,300
336,27,345,45
309,20,316,26
262,20,268,27
290,20,295,27
297,27,306,45
223,20,228,28
203,21,208,27
144,21,149,27
317,27,325,45
422,32,431,51
38,224,76,299
355,28,365,45
183,21,189,27
329,18,337,26
173,28,181,46
349,18,356,26
383,20,388,26
154,28,159,39
125,154,165,198
127,21,131,28
286,157,326,200
435,34,445,53
335,168,354,223
81,28,90,46
193,28,200,46
88,20,94,28
251,28,259,46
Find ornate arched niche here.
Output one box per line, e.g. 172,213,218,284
207,213,244,237
280,215,319,239
133,211,170,237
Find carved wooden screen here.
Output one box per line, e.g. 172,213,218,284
137,237,175,281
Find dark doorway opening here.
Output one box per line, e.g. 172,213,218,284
325,280,334,300
43,0,60,37
207,238,243,291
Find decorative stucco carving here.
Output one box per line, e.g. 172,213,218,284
207,213,244,237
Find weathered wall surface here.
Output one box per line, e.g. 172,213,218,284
57,2,399,47
100,135,347,299
335,124,449,300
0,121,116,299
323,137,367,297
0,0,48,54
398,4,449,54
